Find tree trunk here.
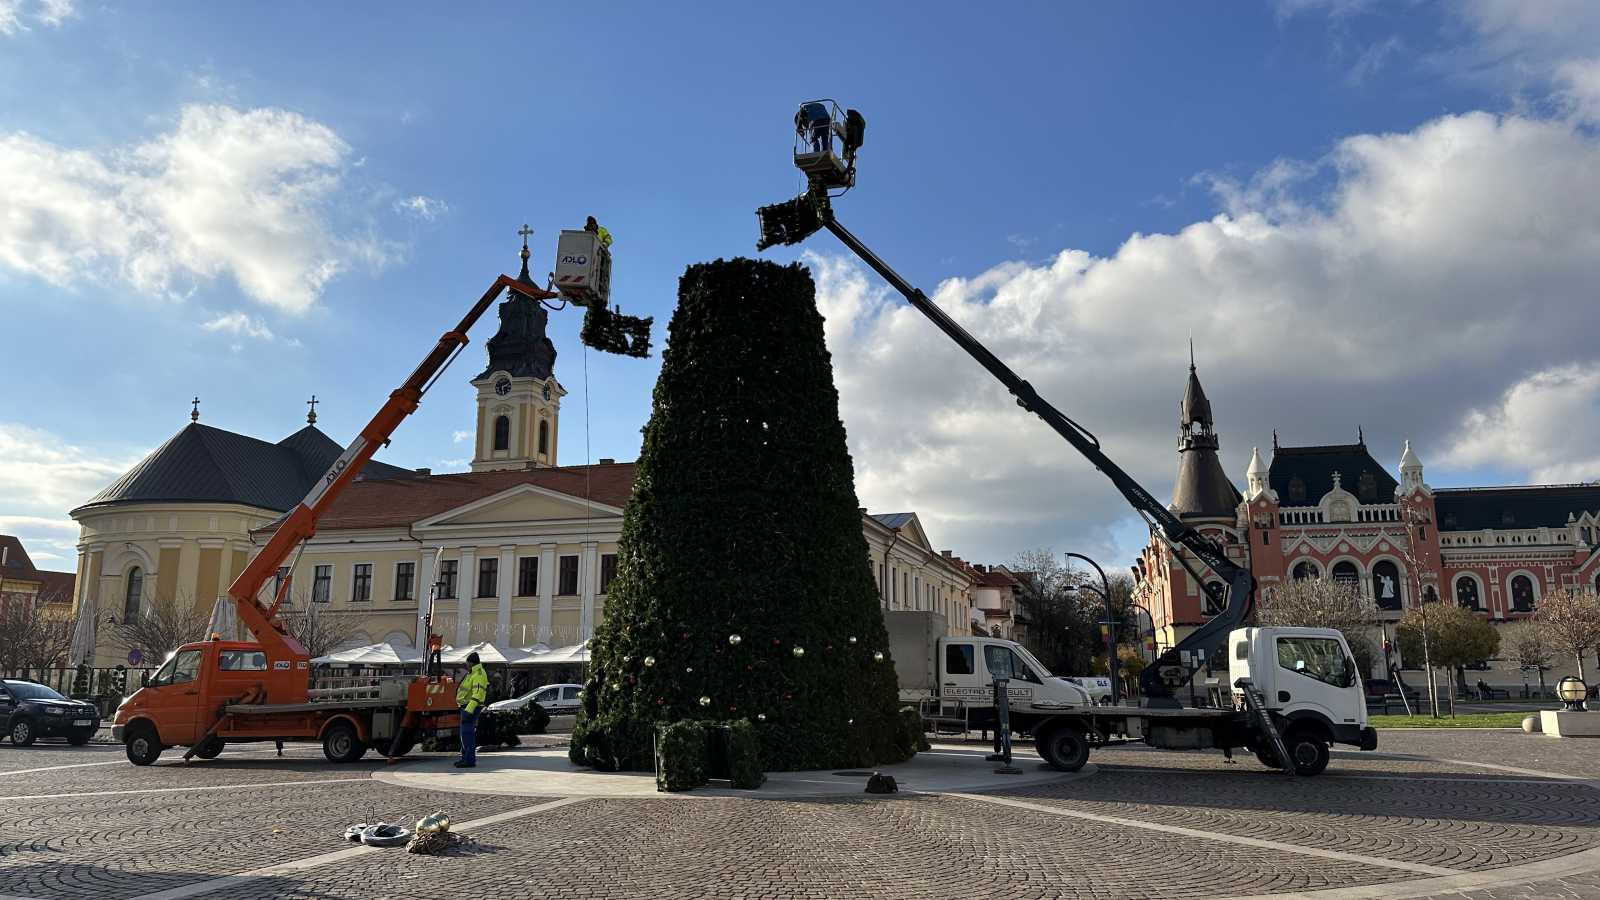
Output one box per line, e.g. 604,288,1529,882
1577,653,1587,683
1446,677,1455,718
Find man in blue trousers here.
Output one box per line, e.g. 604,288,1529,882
454,651,488,769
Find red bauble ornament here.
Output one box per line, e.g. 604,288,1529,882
771,638,780,646
729,705,737,712
656,698,665,705
745,665,753,672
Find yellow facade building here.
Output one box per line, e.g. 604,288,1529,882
70,272,978,662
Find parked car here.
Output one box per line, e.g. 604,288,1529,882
1058,676,1113,704
488,683,582,716
1363,678,1420,703
0,679,102,746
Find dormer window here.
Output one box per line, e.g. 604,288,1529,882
1358,471,1377,502
1288,476,1306,503
1502,510,1515,526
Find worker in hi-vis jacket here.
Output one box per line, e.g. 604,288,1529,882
454,651,489,768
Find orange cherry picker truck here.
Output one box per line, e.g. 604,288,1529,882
111,273,563,766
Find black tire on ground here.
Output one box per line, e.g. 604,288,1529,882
125,723,162,766
1037,725,1091,772
1283,729,1330,776
9,718,37,747
191,736,225,759
67,729,94,747
322,721,367,763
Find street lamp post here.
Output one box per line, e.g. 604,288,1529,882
1066,552,1117,705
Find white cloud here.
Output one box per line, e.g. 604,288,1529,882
0,0,71,35
1443,365,1600,484
0,104,387,313
201,311,275,341
451,430,472,444
818,111,1600,564
394,195,447,222
0,423,137,568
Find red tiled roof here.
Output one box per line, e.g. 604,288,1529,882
255,462,637,533
975,569,1019,588
34,570,75,602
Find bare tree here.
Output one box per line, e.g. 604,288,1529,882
1254,577,1379,676
0,599,78,673
277,599,364,659
1536,587,1600,681
1502,620,1553,697
110,592,211,664
1009,549,1107,677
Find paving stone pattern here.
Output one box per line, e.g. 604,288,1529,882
2,729,1599,899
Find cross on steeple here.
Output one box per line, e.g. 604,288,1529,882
306,394,319,425
517,223,533,280
190,396,200,422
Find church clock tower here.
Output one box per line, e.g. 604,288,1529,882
471,229,567,472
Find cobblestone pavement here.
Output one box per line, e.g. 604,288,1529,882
0,730,1596,899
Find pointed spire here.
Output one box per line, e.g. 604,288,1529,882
1188,337,1195,372
1247,446,1267,476
306,394,319,426
1358,424,1365,445
516,224,533,282
1273,429,1279,450
190,396,200,423
1400,439,1422,469
1181,356,1213,428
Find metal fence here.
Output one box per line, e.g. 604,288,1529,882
2,666,156,712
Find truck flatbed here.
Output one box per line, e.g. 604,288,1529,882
1071,705,1237,719
224,699,397,715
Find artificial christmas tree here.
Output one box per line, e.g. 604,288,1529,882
570,258,914,772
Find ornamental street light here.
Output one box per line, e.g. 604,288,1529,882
1066,552,1117,705
1557,676,1589,712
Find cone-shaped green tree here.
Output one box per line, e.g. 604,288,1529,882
570,258,914,772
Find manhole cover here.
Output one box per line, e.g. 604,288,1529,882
832,771,874,777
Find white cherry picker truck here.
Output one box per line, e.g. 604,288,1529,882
759,101,1377,776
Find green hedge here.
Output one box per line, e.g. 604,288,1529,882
900,706,931,753
727,719,765,789
423,702,550,752
570,259,915,773
656,721,707,792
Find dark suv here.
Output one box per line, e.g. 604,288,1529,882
0,679,101,746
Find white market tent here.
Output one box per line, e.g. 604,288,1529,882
439,641,519,666
312,640,423,667
519,640,589,665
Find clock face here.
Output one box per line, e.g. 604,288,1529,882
542,383,552,401
494,376,512,396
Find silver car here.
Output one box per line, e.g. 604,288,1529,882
488,683,583,716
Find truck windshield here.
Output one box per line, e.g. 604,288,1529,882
1013,645,1053,678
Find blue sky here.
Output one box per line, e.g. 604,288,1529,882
5,1,1600,570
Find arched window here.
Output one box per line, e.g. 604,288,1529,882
1203,581,1226,616
124,567,143,620
1509,574,1536,612
1331,561,1359,586
493,415,510,451
537,420,549,456
1371,561,1402,611
1423,586,1438,604
1292,561,1320,581
1455,576,1481,610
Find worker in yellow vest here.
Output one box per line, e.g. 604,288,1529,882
585,215,612,248
454,651,489,768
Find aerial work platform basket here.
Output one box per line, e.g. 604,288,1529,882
793,99,864,192
553,230,611,307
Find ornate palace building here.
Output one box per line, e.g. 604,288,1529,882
1134,361,1600,684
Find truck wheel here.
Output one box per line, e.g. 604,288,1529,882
1038,726,1090,772
322,721,368,763
385,728,417,759
125,723,162,766
9,718,37,747
192,737,225,760
1253,745,1282,770
1284,729,1330,776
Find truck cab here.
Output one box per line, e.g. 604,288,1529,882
1229,626,1375,754
113,641,277,748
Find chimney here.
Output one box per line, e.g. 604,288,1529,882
941,550,952,558
414,467,431,476
598,458,615,465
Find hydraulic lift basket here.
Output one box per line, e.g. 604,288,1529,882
553,230,611,307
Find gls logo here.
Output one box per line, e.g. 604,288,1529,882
561,254,589,266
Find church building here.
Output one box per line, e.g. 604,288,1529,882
1133,359,1600,686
